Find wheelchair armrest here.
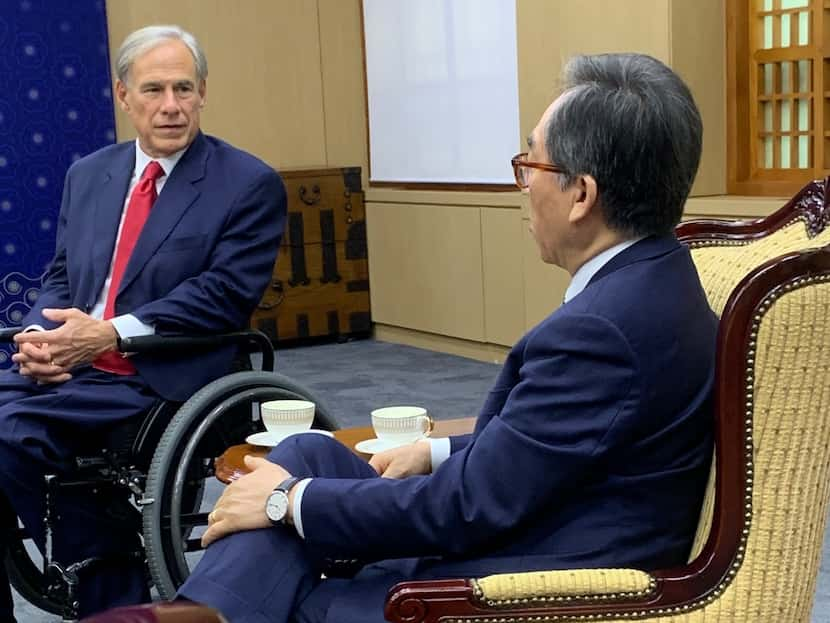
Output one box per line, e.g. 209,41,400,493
0,327,21,342
119,329,275,371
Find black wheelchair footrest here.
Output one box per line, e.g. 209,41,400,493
46,551,145,621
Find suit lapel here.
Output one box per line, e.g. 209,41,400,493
118,132,209,295
587,235,680,287
91,145,135,299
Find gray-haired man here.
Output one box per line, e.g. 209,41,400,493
0,25,285,618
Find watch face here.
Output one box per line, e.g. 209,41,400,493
266,491,289,523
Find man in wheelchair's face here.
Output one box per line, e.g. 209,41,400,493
115,38,207,160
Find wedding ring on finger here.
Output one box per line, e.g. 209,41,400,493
209,510,217,524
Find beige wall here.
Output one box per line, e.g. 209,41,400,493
367,189,785,365
517,0,671,153
368,0,730,361
671,0,726,196
516,0,725,197
105,0,743,363
367,201,486,342
105,0,367,174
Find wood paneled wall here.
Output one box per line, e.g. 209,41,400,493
517,0,725,197
370,0,731,362
671,0,726,196
105,0,367,174
105,0,746,363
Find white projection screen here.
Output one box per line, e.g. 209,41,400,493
362,0,520,184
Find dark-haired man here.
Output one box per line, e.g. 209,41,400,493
179,52,718,623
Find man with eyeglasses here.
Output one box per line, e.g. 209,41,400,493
173,53,718,623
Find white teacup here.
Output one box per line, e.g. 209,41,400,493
371,406,434,445
260,400,315,436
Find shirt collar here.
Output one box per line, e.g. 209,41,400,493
563,237,645,303
133,140,187,179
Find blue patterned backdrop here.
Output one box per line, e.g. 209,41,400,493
0,0,115,367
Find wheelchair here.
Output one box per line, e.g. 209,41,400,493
0,328,338,621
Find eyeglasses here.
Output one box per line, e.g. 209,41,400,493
510,152,565,189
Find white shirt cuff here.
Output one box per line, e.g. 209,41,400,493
291,478,312,539
110,314,155,339
291,438,448,538
23,324,46,332
429,437,451,471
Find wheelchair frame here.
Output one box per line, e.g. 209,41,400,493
0,328,339,621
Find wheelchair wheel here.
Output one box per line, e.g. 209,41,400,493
3,486,147,617
142,371,338,599
3,523,63,615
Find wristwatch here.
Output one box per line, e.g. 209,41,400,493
265,476,301,526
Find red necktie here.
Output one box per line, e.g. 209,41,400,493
93,160,165,375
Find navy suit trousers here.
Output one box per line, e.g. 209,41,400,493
0,366,157,619
178,434,402,623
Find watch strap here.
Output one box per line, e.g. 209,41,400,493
275,475,301,495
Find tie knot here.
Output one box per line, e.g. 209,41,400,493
142,160,165,182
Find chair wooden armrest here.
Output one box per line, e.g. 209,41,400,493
80,602,225,622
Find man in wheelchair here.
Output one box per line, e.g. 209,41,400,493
0,24,285,620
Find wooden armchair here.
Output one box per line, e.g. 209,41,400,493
385,178,830,623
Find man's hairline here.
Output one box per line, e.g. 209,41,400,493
120,76,204,91
118,39,203,89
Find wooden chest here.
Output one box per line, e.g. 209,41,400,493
250,167,371,343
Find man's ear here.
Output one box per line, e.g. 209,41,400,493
198,80,207,107
568,175,598,224
114,79,129,112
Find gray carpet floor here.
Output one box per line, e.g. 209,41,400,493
10,338,830,621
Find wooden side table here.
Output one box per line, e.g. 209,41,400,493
215,418,475,483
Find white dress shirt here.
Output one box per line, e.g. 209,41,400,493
26,141,186,338
89,141,187,338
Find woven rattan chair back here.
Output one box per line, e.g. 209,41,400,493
675,180,830,621
685,186,830,562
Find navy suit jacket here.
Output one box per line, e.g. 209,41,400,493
21,132,285,401
302,236,717,584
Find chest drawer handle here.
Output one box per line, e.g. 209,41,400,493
257,280,285,310
299,184,321,206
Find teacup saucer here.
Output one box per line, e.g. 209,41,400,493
354,437,420,455
246,429,334,447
